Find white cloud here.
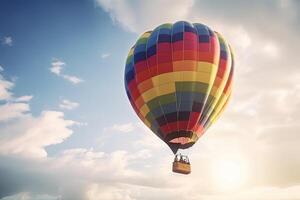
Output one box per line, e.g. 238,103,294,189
0,111,76,158
0,147,154,199
0,70,14,100
59,99,79,110
0,102,30,122
104,123,136,133
50,60,64,75
0,145,298,200
2,36,13,46
50,59,83,84
1,192,58,200
0,65,3,71
0,71,31,121
14,95,33,102
62,75,83,84
86,183,133,200
96,0,194,33
0,68,78,159
101,53,110,59
262,42,279,58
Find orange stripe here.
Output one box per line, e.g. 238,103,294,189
137,78,153,94
173,60,197,71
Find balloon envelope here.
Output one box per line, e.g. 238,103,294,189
125,21,234,154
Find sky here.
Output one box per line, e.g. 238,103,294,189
0,0,300,199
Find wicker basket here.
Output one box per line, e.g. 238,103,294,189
172,161,191,174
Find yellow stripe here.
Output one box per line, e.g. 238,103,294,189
210,93,231,124
128,47,134,56
139,104,150,117
141,87,157,102
203,37,233,124
143,119,151,128
141,82,176,102
156,83,175,96
197,62,218,73
210,93,230,120
210,86,221,98
151,71,212,87
141,32,151,38
151,72,180,86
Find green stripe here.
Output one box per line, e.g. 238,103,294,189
126,55,133,65
136,37,148,45
175,82,208,93
147,93,176,110
159,23,172,29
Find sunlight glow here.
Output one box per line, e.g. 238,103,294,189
213,159,247,190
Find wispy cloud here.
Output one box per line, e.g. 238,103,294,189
49,60,64,75
103,122,136,133
14,95,33,102
96,0,193,33
61,74,83,84
2,36,13,46
59,99,79,110
50,59,83,84
101,53,110,59
0,67,14,100
0,102,30,122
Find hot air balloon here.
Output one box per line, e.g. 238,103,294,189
124,21,234,174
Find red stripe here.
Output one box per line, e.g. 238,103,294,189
136,70,151,83
147,55,157,68
157,52,172,63
167,121,178,132
184,51,197,60
157,62,173,74
160,124,171,135
149,65,157,77
178,121,189,130
172,41,184,51
128,80,137,91
157,43,171,52
130,88,140,101
134,60,148,73
172,51,184,61
187,112,201,130
184,32,197,41
198,43,210,51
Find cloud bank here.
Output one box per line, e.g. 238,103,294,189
1,0,300,199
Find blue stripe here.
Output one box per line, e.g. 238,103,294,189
184,25,196,33
134,44,146,53
199,35,210,43
194,23,209,35
147,45,156,57
221,50,228,60
158,34,171,43
134,52,146,63
172,32,183,42
125,69,135,83
173,21,184,33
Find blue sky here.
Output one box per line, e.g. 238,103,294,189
1,0,300,200
0,0,140,154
